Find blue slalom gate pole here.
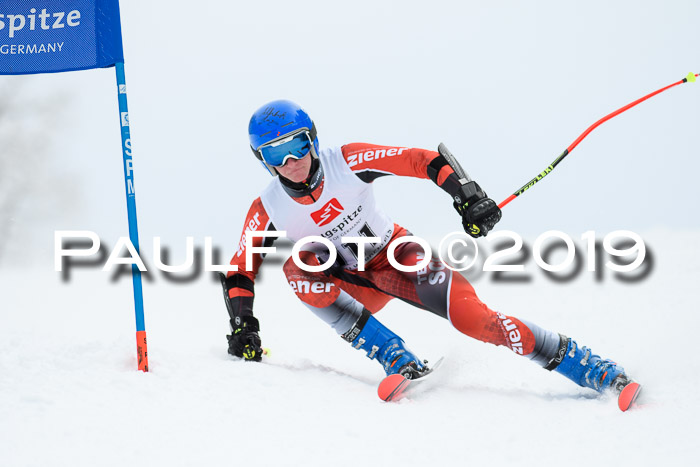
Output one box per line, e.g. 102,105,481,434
115,61,149,372
0,0,148,372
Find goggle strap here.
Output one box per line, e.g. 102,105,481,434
309,122,317,143
251,144,263,161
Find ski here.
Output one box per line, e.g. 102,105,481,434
377,357,444,402
617,382,642,412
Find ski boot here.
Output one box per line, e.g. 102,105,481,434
342,309,426,379
547,335,635,394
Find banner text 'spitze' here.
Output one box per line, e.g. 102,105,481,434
0,0,123,74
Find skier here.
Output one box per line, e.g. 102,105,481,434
221,99,638,403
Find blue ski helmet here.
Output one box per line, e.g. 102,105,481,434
248,100,319,176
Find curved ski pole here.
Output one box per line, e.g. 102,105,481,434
499,72,698,209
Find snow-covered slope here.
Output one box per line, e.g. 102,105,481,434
1,230,698,466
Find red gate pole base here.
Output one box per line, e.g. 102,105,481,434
136,330,149,372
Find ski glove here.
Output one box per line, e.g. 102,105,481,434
227,316,263,362
453,181,502,238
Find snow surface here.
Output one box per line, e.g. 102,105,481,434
1,230,699,467
1,2,698,464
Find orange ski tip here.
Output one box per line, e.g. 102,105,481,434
378,374,409,401
618,382,641,412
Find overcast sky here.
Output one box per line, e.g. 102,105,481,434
2,0,698,266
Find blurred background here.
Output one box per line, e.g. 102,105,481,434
2,3,699,465
1,0,697,271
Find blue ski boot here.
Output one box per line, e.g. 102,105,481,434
546,335,632,393
342,309,426,378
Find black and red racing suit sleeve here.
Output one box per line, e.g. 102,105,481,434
340,143,464,198
223,197,276,321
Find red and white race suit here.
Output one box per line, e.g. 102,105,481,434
224,143,561,365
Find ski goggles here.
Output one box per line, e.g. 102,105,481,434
257,130,313,167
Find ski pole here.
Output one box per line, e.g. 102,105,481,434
498,72,698,209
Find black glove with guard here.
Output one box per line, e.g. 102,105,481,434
453,181,502,238
227,316,263,362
